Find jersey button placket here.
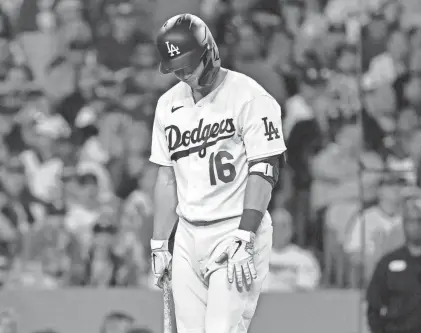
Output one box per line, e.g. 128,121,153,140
188,105,207,212
186,156,199,200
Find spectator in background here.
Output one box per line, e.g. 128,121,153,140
98,110,136,188
264,207,321,291
366,192,421,333
74,101,109,166
311,123,384,251
59,165,78,207
283,52,331,139
362,83,398,154
114,120,151,201
114,165,155,286
43,40,89,105
22,203,84,285
119,164,156,284
297,11,330,67
64,163,115,250
282,0,306,37
95,1,140,71
344,174,405,284
0,156,42,230
19,114,69,205
84,217,120,286
0,41,32,115
100,311,134,333
84,211,141,287
327,43,360,119
113,218,148,287
324,22,348,66
55,0,91,47
384,106,420,185
124,37,172,120
230,20,288,104
364,27,410,90
8,258,61,289
361,11,389,72
5,197,84,288
284,58,332,246
376,187,421,261
266,29,297,96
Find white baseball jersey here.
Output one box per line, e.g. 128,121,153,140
150,70,287,222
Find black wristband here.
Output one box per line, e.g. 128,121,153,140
238,209,264,234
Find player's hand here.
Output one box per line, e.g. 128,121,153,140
151,239,172,289
215,230,257,288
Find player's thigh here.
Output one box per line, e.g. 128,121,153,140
172,231,207,333
205,223,272,333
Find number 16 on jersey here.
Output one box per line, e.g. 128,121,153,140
208,150,236,186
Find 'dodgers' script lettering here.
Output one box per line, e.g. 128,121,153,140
165,118,236,160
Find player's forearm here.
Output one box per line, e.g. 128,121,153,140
152,166,179,240
239,175,272,233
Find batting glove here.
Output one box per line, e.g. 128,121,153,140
215,230,257,288
151,239,172,289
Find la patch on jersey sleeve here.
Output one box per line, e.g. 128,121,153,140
239,95,287,161
150,98,173,166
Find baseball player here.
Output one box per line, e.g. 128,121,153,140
149,14,287,333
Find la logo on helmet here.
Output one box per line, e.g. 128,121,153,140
166,41,180,57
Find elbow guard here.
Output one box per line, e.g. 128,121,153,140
248,153,285,188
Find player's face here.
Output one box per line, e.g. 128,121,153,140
173,62,204,89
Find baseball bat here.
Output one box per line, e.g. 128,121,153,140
162,271,177,333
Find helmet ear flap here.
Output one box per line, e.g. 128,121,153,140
198,45,219,86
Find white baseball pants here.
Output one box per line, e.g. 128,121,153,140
171,213,273,333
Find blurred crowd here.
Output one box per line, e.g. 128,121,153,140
0,0,421,292
0,309,154,333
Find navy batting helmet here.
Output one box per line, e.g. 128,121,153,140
155,14,221,86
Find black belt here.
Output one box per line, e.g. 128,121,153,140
181,214,242,226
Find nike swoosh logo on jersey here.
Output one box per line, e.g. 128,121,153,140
171,105,184,113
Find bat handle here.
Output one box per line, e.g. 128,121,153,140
162,273,174,333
